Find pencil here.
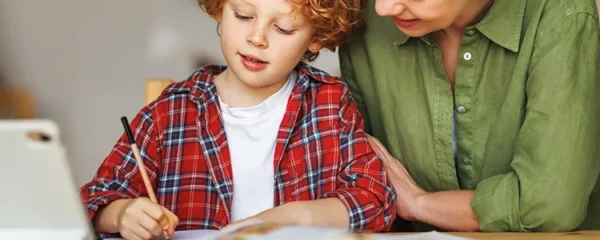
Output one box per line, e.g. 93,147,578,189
121,116,159,203
121,116,172,239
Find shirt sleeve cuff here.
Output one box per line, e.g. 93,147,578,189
323,188,394,232
471,172,524,232
83,191,132,222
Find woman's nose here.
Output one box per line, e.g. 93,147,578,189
374,0,406,17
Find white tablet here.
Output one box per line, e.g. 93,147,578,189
0,120,94,240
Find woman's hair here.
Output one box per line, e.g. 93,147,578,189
198,0,362,61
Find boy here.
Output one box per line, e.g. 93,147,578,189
80,0,396,239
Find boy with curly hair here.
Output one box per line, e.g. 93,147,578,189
79,0,396,239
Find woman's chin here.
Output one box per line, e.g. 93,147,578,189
395,26,430,38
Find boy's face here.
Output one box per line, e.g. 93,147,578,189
217,0,320,88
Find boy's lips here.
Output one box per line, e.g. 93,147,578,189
239,53,269,72
239,53,268,64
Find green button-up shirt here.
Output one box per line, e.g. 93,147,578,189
339,0,600,232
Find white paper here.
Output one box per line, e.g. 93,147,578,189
372,231,470,240
169,230,219,239
199,220,470,240
203,226,347,240
105,230,469,240
104,230,218,240
105,224,468,240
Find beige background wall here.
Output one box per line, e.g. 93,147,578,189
0,0,339,185
0,0,598,186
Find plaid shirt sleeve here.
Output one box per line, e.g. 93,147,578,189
323,86,397,232
79,105,161,222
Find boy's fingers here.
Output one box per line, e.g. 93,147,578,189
162,207,179,237
131,223,154,240
149,207,177,239
170,216,179,228
138,214,164,238
164,208,180,227
140,202,166,222
159,216,170,231
121,230,142,240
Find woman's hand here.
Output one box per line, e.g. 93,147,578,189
367,135,480,231
366,135,426,221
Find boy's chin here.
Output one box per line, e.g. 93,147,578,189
238,77,283,90
229,67,279,88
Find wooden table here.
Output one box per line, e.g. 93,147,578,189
111,229,600,239
391,231,600,239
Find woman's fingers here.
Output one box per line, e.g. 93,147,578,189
366,135,387,159
366,134,420,187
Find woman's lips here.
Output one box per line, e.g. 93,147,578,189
394,18,421,28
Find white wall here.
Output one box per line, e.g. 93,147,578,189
0,0,339,186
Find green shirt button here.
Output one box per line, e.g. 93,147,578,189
463,52,472,61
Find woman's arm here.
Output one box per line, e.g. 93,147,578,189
368,136,479,231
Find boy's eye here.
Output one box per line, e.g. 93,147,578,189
234,11,252,21
275,26,294,35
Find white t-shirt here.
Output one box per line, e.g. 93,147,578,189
219,72,296,222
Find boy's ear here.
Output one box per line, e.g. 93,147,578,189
308,42,323,53
214,13,223,22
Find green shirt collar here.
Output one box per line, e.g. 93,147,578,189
476,0,527,52
393,0,527,52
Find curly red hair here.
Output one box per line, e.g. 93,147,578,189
198,0,362,61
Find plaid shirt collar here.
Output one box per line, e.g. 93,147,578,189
164,61,337,106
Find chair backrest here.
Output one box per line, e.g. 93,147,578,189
145,78,174,105
0,87,36,119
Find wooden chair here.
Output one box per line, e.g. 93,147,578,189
145,78,174,105
0,87,36,119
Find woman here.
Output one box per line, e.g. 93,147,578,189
339,0,600,232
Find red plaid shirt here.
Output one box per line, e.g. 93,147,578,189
79,62,396,237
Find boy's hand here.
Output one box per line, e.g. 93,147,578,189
116,198,179,240
229,201,309,228
229,199,348,229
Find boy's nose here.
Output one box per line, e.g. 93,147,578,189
247,27,268,49
374,0,406,17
